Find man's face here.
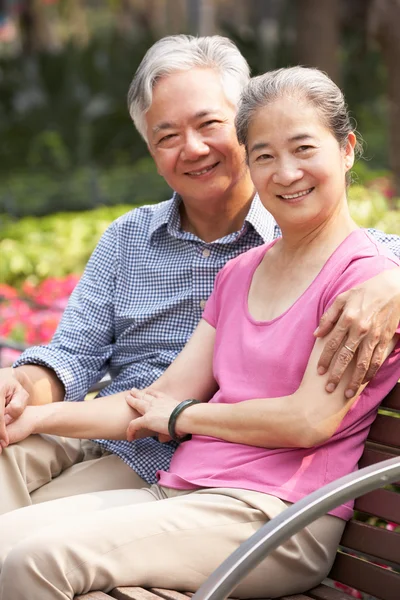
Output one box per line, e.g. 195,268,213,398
145,68,248,206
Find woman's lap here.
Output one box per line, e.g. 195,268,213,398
0,486,345,600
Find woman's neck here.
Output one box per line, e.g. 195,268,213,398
277,205,358,265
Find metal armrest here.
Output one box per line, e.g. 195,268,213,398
193,457,400,600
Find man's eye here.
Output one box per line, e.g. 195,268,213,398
201,120,219,128
158,134,177,144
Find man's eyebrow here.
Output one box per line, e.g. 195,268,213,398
152,110,219,135
249,134,314,154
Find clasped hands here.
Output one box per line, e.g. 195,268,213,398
125,388,180,442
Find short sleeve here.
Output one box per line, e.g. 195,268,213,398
201,269,223,328
320,254,400,318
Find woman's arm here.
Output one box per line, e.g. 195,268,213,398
147,319,218,402
6,320,217,447
5,391,153,445
127,332,399,449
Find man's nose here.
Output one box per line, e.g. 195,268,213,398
181,132,209,160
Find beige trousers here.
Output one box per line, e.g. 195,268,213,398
0,434,148,515
0,484,345,600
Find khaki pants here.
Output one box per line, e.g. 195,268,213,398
0,485,345,600
0,434,148,515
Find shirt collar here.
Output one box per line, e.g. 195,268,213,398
243,193,278,242
149,191,279,243
148,193,179,238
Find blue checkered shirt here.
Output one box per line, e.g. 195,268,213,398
14,194,400,483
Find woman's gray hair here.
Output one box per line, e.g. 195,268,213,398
236,66,362,158
128,34,250,142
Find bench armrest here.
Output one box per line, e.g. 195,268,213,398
192,457,400,600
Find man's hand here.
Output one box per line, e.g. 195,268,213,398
0,371,30,451
5,405,37,446
125,388,180,442
315,268,400,398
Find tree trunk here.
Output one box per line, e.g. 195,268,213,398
18,0,58,54
295,0,340,83
369,0,400,198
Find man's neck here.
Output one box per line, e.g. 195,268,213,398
179,182,256,243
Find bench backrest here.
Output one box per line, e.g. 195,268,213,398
325,383,400,600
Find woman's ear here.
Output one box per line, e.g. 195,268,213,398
344,132,357,171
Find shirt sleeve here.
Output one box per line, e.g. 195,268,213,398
13,222,119,401
367,228,400,259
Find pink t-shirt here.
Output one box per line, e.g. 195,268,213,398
158,230,400,519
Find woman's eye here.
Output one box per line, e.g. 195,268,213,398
256,154,273,162
297,145,314,152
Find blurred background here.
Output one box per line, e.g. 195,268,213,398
1,0,400,359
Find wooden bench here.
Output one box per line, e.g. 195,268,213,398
76,383,400,600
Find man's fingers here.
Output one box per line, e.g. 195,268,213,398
324,343,358,393
343,344,376,398
363,340,389,383
314,295,346,338
4,393,28,421
0,422,9,448
317,325,348,375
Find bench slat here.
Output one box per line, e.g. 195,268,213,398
150,589,193,600
368,414,400,447
360,445,399,468
329,553,400,600
112,588,163,600
354,487,400,522
381,384,400,410
307,583,357,600
339,521,400,564
76,593,114,600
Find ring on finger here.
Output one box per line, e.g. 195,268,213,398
343,344,355,354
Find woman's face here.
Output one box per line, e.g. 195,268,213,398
247,96,356,233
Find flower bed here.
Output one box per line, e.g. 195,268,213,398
0,274,79,366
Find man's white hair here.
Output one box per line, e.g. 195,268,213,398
128,34,250,142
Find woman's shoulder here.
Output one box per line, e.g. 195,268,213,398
320,229,400,311
220,240,277,277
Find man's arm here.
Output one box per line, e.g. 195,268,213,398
4,390,152,447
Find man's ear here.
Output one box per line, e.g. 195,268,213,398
147,143,163,176
344,132,356,171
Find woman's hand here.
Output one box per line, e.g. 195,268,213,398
125,388,181,442
315,268,400,398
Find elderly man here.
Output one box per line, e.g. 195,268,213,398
1,34,400,516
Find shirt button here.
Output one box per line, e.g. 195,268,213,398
199,299,207,310
202,248,211,258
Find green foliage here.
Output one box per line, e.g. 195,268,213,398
348,185,400,232
2,185,399,290
0,158,171,218
0,32,152,174
0,205,134,288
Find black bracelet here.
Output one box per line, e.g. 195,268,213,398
168,399,201,443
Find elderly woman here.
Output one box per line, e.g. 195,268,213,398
1,67,400,600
